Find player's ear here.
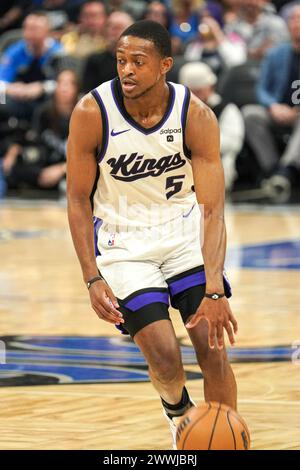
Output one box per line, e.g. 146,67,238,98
160,57,173,75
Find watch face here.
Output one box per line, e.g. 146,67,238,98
212,294,219,300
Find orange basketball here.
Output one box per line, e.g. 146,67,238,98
176,401,250,450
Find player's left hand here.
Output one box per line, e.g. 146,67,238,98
185,297,238,350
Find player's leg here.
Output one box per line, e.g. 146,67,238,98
95,222,194,446
163,204,237,410
187,312,237,410
118,301,193,411
170,280,237,410
134,318,185,405
117,302,194,449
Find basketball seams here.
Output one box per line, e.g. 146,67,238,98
229,411,251,446
208,402,221,450
178,402,250,450
226,410,237,450
181,402,211,450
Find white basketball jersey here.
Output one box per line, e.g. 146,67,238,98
91,78,196,228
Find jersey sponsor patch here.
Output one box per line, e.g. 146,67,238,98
159,127,182,144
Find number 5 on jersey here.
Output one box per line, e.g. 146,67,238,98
165,175,185,200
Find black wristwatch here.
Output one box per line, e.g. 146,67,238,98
204,292,225,300
86,275,105,289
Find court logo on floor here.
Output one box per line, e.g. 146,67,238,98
0,336,296,387
227,239,300,269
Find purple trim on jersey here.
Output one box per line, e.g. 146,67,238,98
93,216,103,257
91,88,109,163
163,83,176,127
168,270,232,298
181,86,189,124
110,79,176,136
181,86,192,160
124,291,169,311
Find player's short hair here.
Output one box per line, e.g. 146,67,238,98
119,20,172,58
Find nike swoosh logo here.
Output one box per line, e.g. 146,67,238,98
111,129,131,137
183,204,195,218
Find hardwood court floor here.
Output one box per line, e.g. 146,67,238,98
0,202,299,450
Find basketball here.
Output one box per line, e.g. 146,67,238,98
176,401,250,450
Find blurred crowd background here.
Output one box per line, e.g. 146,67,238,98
0,0,299,203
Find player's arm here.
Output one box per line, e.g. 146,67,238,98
184,94,237,349
67,94,123,326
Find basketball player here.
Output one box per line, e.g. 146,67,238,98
67,20,238,449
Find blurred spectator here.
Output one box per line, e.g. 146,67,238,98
0,12,64,121
221,0,242,25
144,1,171,29
61,1,107,58
242,5,300,196
106,0,147,21
185,2,246,73
0,1,31,33
280,0,300,19
169,0,202,54
179,62,245,190
2,69,79,192
82,11,133,93
32,1,88,23
273,0,295,11
225,0,289,60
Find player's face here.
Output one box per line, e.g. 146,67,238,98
116,36,172,100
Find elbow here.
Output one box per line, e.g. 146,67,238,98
67,191,92,210
202,204,225,221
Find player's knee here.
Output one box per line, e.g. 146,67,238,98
149,349,183,385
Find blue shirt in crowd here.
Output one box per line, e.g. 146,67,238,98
0,38,64,83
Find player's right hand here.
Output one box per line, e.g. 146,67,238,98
88,281,124,325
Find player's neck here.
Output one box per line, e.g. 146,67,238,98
123,81,169,122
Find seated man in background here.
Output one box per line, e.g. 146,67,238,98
0,11,64,122
1,69,79,193
60,1,107,58
81,10,133,93
184,1,247,75
179,61,245,192
242,5,300,199
225,0,289,60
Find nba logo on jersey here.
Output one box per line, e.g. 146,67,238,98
108,233,115,246
167,135,174,142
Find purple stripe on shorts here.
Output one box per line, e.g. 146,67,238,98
223,270,232,298
169,271,206,297
169,270,232,298
124,291,169,312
